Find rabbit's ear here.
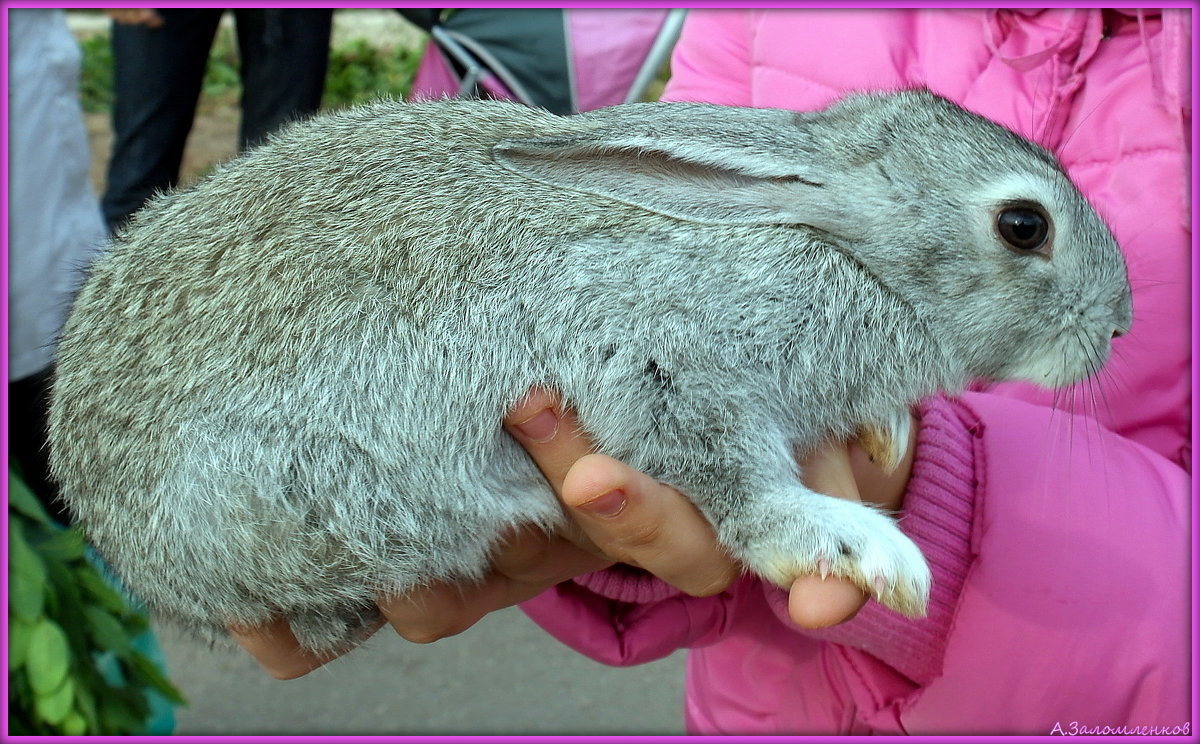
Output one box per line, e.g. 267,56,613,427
493,135,859,234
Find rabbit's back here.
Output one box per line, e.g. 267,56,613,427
48,101,608,641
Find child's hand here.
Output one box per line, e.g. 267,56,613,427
493,389,915,631
232,390,914,678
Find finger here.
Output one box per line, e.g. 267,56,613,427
504,390,607,551
847,413,919,513
380,579,504,644
379,570,570,644
797,440,863,504
229,617,366,680
786,573,868,629
381,528,613,644
560,453,739,597
504,388,594,493
488,524,613,585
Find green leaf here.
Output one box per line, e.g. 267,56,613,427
33,675,75,725
8,470,52,523
123,610,149,636
77,567,131,614
33,527,88,562
41,559,87,651
25,618,71,695
61,710,88,736
8,573,47,623
73,684,101,733
84,605,131,655
8,519,47,622
78,33,115,113
98,688,149,734
127,652,187,706
9,618,35,670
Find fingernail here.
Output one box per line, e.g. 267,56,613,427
513,408,559,443
576,489,627,518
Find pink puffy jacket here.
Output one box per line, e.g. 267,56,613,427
522,9,1192,735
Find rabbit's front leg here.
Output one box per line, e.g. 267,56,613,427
685,434,932,618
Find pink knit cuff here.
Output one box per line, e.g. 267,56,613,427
571,562,684,604
769,394,982,685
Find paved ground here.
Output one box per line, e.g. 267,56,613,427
154,609,686,736
67,10,688,735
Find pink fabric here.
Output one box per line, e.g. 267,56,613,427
522,8,1191,735
566,9,671,112
407,40,515,105
407,10,673,113
407,42,460,103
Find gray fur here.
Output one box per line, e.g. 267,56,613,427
48,90,1131,653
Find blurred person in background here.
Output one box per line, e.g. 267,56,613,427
100,8,332,233
8,7,108,519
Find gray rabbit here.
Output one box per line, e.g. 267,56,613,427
48,89,1132,654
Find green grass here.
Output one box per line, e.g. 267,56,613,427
77,27,423,115
321,37,423,108
77,34,115,114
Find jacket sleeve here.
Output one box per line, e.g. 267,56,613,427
917,392,1191,731
520,567,733,666
768,392,1192,732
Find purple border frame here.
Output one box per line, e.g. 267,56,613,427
0,2,1195,741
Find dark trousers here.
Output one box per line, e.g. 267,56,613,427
9,366,69,523
101,8,332,232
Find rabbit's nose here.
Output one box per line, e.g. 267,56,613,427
1112,293,1133,339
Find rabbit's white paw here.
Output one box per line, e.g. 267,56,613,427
734,494,931,617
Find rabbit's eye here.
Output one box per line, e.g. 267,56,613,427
997,207,1049,252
